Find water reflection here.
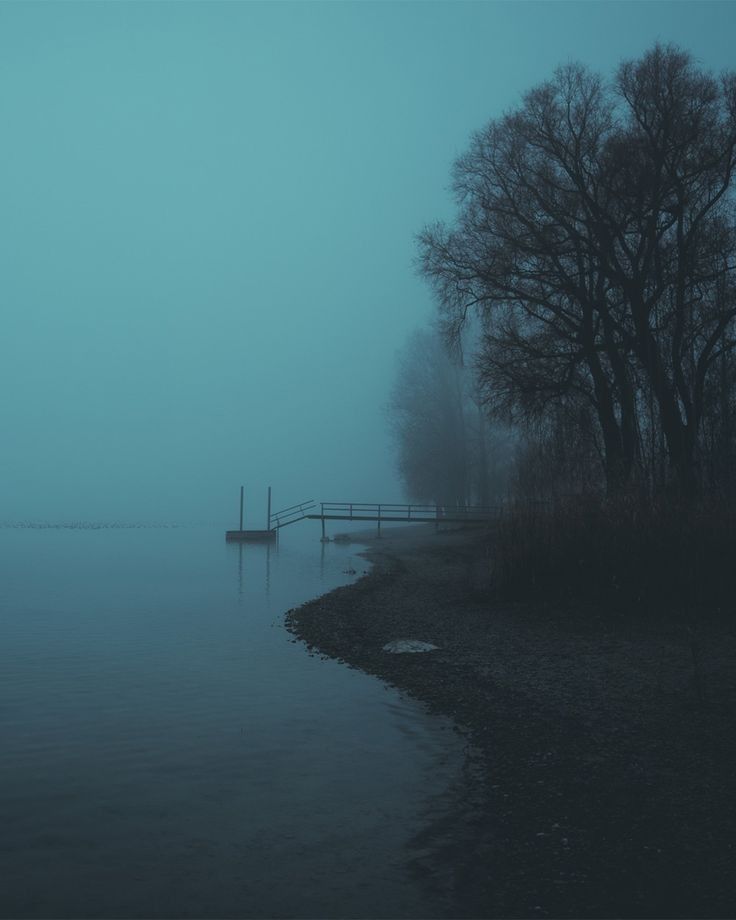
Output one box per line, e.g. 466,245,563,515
228,526,350,600
228,536,277,599
0,525,466,919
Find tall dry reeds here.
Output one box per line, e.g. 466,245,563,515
491,496,736,613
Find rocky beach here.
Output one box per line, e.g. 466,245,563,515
286,525,736,918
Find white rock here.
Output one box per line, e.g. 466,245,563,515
382,639,439,654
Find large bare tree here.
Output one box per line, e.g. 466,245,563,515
420,44,736,498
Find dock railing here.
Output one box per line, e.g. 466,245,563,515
318,502,500,522
269,499,317,530
266,498,500,538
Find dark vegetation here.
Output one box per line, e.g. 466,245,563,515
391,44,736,610
493,498,736,612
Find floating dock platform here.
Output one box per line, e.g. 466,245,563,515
225,486,277,542
225,529,277,542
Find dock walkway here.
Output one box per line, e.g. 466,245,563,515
227,497,498,541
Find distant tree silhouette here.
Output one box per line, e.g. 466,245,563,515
387,328,511,507
388,329,469,507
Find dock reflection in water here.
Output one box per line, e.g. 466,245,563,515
0,524,466,919
232,539,274,599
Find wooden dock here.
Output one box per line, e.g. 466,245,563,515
226,488,498,542
272,500,498,539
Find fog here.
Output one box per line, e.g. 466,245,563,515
0,2,731,524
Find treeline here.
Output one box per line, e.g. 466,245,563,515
389,44,736,606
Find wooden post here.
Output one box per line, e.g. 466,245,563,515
239,486,244,531
377,504,381,537
267,486,272,531
321,503,326,540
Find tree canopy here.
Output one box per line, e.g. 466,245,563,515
419,44,736,499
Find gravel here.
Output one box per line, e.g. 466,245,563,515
286,525,736,919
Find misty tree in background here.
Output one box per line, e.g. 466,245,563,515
419,43,736,501
388,328,511,507
388,329,468,507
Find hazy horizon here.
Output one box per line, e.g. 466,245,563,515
1,1,733,522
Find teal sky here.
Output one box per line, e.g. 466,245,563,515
1,1,734,522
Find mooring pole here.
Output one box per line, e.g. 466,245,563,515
321,502,326,540
239,486,244,531
267,486,272,531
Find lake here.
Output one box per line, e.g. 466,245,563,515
0,524,466,918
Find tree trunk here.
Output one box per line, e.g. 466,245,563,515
582,331,632,497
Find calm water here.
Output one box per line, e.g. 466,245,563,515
0,525,466,919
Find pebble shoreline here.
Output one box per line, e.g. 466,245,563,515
286,525,736,919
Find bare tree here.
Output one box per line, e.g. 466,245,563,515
602,46,736,496
387,328,512,507
388,329,469,506
419,44,736,499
